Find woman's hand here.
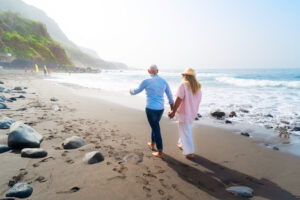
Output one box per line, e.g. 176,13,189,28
168,110,176,119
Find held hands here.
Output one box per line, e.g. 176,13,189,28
168,110,176,119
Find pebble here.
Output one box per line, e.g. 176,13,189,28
229,111,237,117
5,183,33,198
16,107,27,111
17,95,25,99
50,97,58,102
63,136,87,149
273,146,279,151
225,120,232,124
239,109,249,113
13,87,22,91
241,132,250,137
83,151,104,164
21,148,47,158
226,186,253,198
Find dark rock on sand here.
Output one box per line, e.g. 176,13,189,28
4,89,11,93
21,148,47,158
194,117,199,120
211,111,225,119
239,109,249,113
16,108,27,111
0,95,6,102
241,132,250,137
17,95,25,99
0,81,4,84
13,87,22,91
280,120,290,125
225,120,232,124
229,111,237,117
0,87,5,92
0,103,8,109
0,145,10,153
292,127,300,131
63,136,87,149
9,97,17,101
265,114,273,118
0,117,15,129
273,146,279,151
226,186,253,198
83,151,104,164
197,113,202,118
5,183,33,198
8,122,43,149
264,125,273,129
50,97,58,102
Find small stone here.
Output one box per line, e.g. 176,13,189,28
16,107,27,111
197,113,202,118
273,146,279,151
83,151,104,164
0,87,5,92
0,81,4,84
0,95,6,102
265,114,273,118
0,103,8,109
281,120,290,125
194,117,199,120
239,109,249,113
292,127,300,131
4,89,11,93
21,148,48,158
241,132,250,137
0,145,10,153
225,120,232,124
62,136,87,149
5,183,33,198
226,186,253,198
229,111,237,117
9,97,17,101
211,111,225,119
17,95,25,99
0,117,15,129
264,125,273,129
50,97,58,102
13,87,22,91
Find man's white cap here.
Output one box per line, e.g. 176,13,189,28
149,64,158,71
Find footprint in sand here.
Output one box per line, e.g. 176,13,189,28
35,176,47,183
8,169,28,186
65,158,74,164
33,156,55,167
56,186,80,194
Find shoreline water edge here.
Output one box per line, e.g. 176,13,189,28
45,68,300,157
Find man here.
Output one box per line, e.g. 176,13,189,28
130,64,174,158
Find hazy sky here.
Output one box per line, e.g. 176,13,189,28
24,0,300,69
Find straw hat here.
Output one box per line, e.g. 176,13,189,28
182,68,196,76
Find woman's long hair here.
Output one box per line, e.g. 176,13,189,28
183,75,201,94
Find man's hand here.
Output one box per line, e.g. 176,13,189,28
168,110,176,119
129,89,132,95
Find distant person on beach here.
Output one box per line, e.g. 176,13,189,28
130,64,174,158
168,68,202,158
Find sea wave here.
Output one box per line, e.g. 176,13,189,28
216,77,300,89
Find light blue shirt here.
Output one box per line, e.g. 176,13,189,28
131,74,174,110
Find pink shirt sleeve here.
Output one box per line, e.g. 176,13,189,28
176,83,185,99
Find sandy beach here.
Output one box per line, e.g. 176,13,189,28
0,70,300,200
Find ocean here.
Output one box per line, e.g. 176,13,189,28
46,68,300,155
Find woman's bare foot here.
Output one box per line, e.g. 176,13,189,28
177,144,183,150
185,154,194,158
148,142,155,151
152,151,163,158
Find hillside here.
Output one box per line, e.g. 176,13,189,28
0,0,127,69
0,12,72,65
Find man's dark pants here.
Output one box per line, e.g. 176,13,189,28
145,108,164,151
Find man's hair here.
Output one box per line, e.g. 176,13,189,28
149,64,158,72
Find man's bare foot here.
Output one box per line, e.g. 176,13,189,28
185,154,194,158
148,142,155,151
152,152,163,158
177,144,183,150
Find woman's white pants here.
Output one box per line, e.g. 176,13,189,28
178,122,194,155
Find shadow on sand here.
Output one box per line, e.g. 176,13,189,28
163,154,299,200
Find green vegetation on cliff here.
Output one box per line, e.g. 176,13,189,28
0,11,72,65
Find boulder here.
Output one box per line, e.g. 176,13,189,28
229,111,237,117
0,117,15,129
0,81,4,84
0,103,8,109
5,183,33,198
241,132,250,137
21,148,47,158
211,111,225,119
83,151,104,164
226,186,253,198
50,97,58,102
0,145,10,153
8,122,43,149
13,87,22,91
62,136,87,149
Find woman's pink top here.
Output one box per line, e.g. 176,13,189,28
175,82,202,123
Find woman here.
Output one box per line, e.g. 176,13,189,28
168,68,202,158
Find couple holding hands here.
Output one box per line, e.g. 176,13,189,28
130,65,202,158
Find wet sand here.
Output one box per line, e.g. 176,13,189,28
0,70,300,200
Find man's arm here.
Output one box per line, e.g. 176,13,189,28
168,96,182,119
165,82,174,109
130,80,146,95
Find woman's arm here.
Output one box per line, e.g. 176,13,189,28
168,96,182,119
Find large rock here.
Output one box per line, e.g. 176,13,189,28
226,186,253,198
0,117,15,129
6,183,33,198
62,136,87,149
0,145,10,154
83,151,104,164
211,111,225,119
8,122,43,149
0,103,8,109
21,148,47,158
